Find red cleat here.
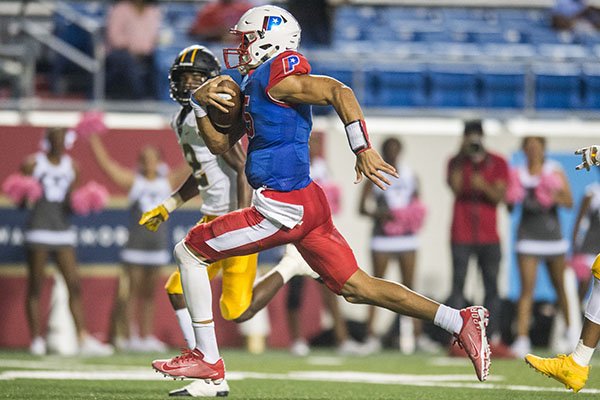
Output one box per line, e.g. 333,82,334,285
152,349,225,382
453,306,491,382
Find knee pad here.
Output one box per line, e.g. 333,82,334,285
173,241,206,271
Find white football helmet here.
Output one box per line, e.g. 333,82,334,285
223,5,301,74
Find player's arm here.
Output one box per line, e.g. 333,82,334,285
89,134,135,190
269,74,398,190
139,173,201,232
221,142,252,208
168,162,193,189
190,76,245,155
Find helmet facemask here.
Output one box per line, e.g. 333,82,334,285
168,45,221,106
170,69,209,106
223,30,260,75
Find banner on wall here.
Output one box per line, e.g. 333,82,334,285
0,207,283,265
0,207,198,264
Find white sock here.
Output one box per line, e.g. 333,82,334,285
175,308,195,349
572,340,595,367
193,321,220,364
269,258,300,284
434,304,463,334
174,241,219,363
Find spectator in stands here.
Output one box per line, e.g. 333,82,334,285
105,0,162,99
188,0,252,42
287,0,332,46
510,136,576,358
551,0,600,31
88,133,189,352
446,120,512,357
359,138,437,355
18,128,113,356
571,170,600,302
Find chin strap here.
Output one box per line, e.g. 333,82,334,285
345,119,371,155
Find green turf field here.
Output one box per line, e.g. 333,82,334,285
1,349,598,399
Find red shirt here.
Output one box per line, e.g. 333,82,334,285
447,151,508,244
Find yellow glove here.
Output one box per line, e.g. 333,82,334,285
139,204,170,232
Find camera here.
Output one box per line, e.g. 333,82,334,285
468,140,483,154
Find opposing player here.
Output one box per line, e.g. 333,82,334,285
152,5,491,386
525,145,600,393
140,45,316,397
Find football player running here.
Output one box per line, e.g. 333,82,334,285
140,45,317,397
153,5,491,386
525,145,600,393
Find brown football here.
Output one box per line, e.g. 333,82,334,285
207,79,242,134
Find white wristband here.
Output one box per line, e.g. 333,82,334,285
162,193,184,213
345,120,371,154
190,94,207,119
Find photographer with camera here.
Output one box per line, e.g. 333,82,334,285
446,120,512,357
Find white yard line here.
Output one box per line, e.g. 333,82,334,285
1,368,598,394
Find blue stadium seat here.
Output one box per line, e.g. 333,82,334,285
479,65,526,108
537,44,589,60
364,65,427,107
582,64,600,109
310,63,355,89
534,64,581,109
481,43,537,59
428,65,478,107
154,48,179,102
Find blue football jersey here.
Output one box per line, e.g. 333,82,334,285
241,51,313,192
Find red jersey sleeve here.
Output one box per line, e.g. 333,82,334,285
265,50,311,103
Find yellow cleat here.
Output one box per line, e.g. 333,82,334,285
525,353,590,393
591,254,600,280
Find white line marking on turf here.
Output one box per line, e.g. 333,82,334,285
306,357,344,366
429,357,471,367
1,369,599,394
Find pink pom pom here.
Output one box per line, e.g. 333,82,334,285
2,173,42,205
535,172,563,208
74,111,108,140
320,182,341,215
71,181,109,215
383,199,428,236
406,199,427,232
569,253,592,282
505,168,525,204
383,208,409,236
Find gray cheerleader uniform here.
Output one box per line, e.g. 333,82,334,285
371,163,419,253
577,182,600,256
24,153,77,249
515,160,569,257
120,175,172,266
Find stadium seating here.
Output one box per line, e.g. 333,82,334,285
479,64,526,108
534,63,581,109
428,65,478,108
50,2,600,110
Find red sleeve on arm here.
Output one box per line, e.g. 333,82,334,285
265,51,311,105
